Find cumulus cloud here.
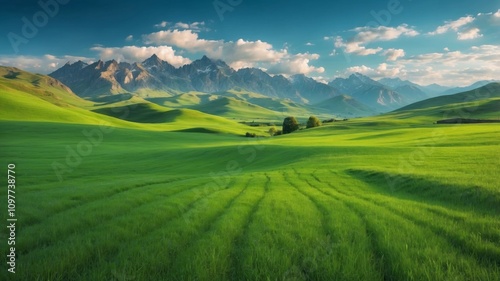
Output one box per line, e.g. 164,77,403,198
267,53,325,76
397,45,500,85
457,27,483,40
341,44,500,86
90,45,191,67
429,16,475,35
306,42,314,46
345,63,403,78
154,21,169,28
352,24,419,42
332,24,418,56
0,54,93,74
335,36,382,55
428,15,486,40
125,35,133,41
143,29,324,75
144,29,221,54
383,48,405,61
154,21,207,32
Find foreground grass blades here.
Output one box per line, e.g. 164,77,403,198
0,120,499,281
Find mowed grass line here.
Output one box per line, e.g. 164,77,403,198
313,169,500,266
76,175,251,280
305,170,500,281
15,177,242,281
17,176,191,226
347,169,500,215
17,177,211,255
281,170,383,280
294,168,394,280
229,173,271,280
342,183,500,269
232,171,326,281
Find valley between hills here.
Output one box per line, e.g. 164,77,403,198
0,57,499,280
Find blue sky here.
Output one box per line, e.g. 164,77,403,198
1,0,499,86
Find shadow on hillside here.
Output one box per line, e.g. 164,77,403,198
346,169,500,215
92,103,181,123
3,71,20,79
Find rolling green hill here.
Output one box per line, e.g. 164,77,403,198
214,89,318,118
0,66,264,135
147,92,218,108
312,94,377,117
191,96,283,120
0,66,143,127
147,89,319,120
391,83,500,120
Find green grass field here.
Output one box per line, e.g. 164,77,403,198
1,68,499,280
1,119,499,281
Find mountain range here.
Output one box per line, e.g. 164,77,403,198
48,55,498,116
50,55,340,105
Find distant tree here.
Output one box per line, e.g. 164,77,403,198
268,127,277,136
245,132,256,138
282,117,299,134
275,130,283,136
306,116,322,128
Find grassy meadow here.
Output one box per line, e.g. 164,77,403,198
1,119,499,280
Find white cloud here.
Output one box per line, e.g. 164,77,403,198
310,76,329,84
143,29,324,75
335,36,382,55
306,42,314,46
429,16,475,35
154,21,169,28
395,45,500,86
173,21,206,32
0,54,93,74
428,15,485,40
352,24,419,42
345,63,403,78
332,24,418,56
90,45,191,67
494,9,500,18
125,35,133,41
144,29,222,55
383,48,405,61
267,53,325,76
457,27,483,40
342,45,500,86
444,47,450,52
154,21,207,32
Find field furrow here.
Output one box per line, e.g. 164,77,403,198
74,175,250,280
15,177,241,280
303,170,500,280
18,178,211,254
282,170,384,280
18,176,193,225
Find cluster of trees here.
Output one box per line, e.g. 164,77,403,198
245,115,322,137
281,116,321,134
